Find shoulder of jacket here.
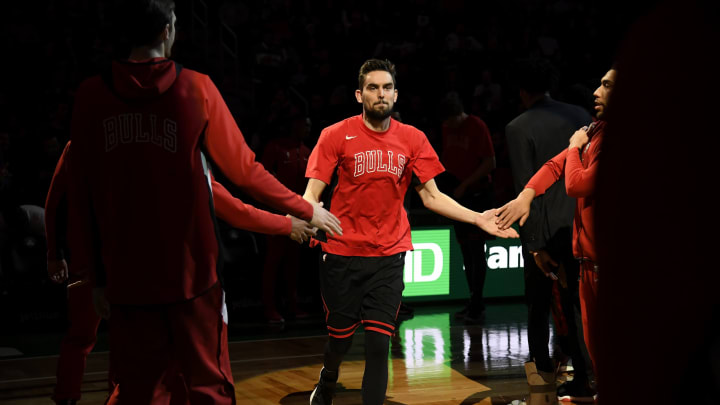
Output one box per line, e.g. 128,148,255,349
76,75,104,93
175,68,208,85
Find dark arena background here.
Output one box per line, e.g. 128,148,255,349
1,0,717,404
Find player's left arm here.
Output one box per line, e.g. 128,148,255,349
201,77,313,220
415,178,518,238
565,131,599,198
211,177,316,241
212,178,291,235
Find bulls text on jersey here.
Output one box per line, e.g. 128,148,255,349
103,113,178,153
353,150,406,178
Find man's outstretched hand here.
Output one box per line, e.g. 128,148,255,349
309,201,342,237
475,209,520,238
289,216,316,243
495,188,535,230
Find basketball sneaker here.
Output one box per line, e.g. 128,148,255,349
556,379,596,403
309,368,336,405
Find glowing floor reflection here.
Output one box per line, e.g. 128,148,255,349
392,304,555,376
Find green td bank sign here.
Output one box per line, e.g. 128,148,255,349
402,227,525,302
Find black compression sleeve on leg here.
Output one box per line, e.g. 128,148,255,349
362,331,391,405
323,335,354,379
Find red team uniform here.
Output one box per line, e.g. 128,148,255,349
307,114,444,335
308,115,444,257
46,139,301,404
525,120,604,374
67,58,313,404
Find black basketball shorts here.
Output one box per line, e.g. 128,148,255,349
319,252,406,338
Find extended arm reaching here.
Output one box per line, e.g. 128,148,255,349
415,178,519,238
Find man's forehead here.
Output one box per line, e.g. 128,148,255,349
364,71,394,85
602,69,617,82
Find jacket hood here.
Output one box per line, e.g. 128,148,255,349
588,119,606,139
111,58,180,100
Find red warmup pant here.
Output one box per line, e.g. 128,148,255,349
106,283,235,405
579,261,599,378
53,281,102,402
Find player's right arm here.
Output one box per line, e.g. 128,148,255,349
299,126,344,238
289,178,340,243
66,83,107,318
45,142,70,284
302,178,327,204
303,178,340,234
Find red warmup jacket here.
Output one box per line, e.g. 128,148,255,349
68,58,312,305
525,120,604,262
46,142,294,273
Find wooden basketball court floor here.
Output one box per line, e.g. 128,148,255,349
0,302,588,404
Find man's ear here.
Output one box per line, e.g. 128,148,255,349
160,24,170,41
355,89,363,103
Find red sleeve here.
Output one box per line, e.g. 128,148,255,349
526,148,568,196
202,77,313,221
212,178,292,235
565,145,599,198
306,127,340,184
45,142,70,261
412,130,445,184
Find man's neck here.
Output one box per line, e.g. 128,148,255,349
128,46,166,61
362,114,391,132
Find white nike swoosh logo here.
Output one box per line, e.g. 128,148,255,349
345,135,357,140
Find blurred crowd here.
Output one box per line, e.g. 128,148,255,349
0,0,644,328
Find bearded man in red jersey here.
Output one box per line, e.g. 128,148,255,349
302,59,519,405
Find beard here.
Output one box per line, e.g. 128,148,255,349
596,106,606,119
364,102,393,121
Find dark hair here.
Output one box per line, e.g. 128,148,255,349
118,0,176,48
513,58,558,95
439,92,464,120
358,59,397,90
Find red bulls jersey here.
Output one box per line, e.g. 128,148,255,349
306,115,444,256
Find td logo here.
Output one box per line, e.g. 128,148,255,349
403,229,450,297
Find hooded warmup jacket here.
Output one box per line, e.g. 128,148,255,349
68,58,312,305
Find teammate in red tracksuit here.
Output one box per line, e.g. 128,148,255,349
46,142,315,405
496,68,617,384
66,3,339,404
